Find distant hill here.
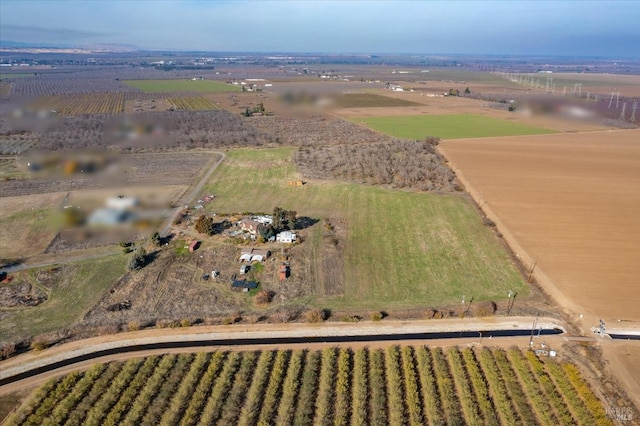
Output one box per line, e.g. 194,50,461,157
0,40,139,53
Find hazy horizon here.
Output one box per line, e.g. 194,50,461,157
1,0,639,58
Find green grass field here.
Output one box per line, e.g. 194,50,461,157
0,73,33,79
0,255,126,343
123,79,240,93
0,208,58,259
202,148,526,309
355,114,556,140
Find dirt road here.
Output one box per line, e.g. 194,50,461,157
160,150,225,236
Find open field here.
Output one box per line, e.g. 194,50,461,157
0,255,127,343
356,113,556,139
512,72,640,97
201,148,526,309
30,93,125,115
3,346,613,426
123,79,240,93
335,89,616,133
168,96,219,110
0,206,58,259
331,93,421,108
0,74,33,79
439,129,640,322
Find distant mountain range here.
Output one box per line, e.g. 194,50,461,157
0,40,139,53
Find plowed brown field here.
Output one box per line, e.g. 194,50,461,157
440,129,640,322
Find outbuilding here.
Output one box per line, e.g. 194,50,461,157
276,231,297,243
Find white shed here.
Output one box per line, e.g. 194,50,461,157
276,231,297,243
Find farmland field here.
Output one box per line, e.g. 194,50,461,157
0,205,58,259
123,79,240,93
30,93,125,115
356,113,556,139
0,255,127,343
202,148,526,309
511,72,640,96
4,346,613,426
168,96,219,110
0,74,33,79
332,93,421,108
439,129,640,322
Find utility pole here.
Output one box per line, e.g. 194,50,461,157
619,103,627,121
608,91,616,109
529,314,539,347
507,290,517,315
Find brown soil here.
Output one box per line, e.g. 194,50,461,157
440,129,640,322
440,128,640,412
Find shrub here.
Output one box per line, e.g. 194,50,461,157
370,311,383,321
194,215,215,235
253,290,273,306
0,343,16,360
222,314,241,325
127,321,140,331
424,309,437,319
473,301,498,317
272,309,292,323
151,231,162,246
245,314,265,324
127,247,148,271
305,309,327,323
155,319,169,328
341,315,361,323
31,338,48,352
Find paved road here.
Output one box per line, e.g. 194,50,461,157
0,151,226,273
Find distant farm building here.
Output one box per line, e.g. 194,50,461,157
88,195,138,226
287,180,304,186
252,215,273,225
239,219,261,234
106,196,138,210
239,247,271,263
188,240,200,252
232,280,258,292
276,231,297,243
87,208,129,226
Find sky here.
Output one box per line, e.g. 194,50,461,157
1,0,639,57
